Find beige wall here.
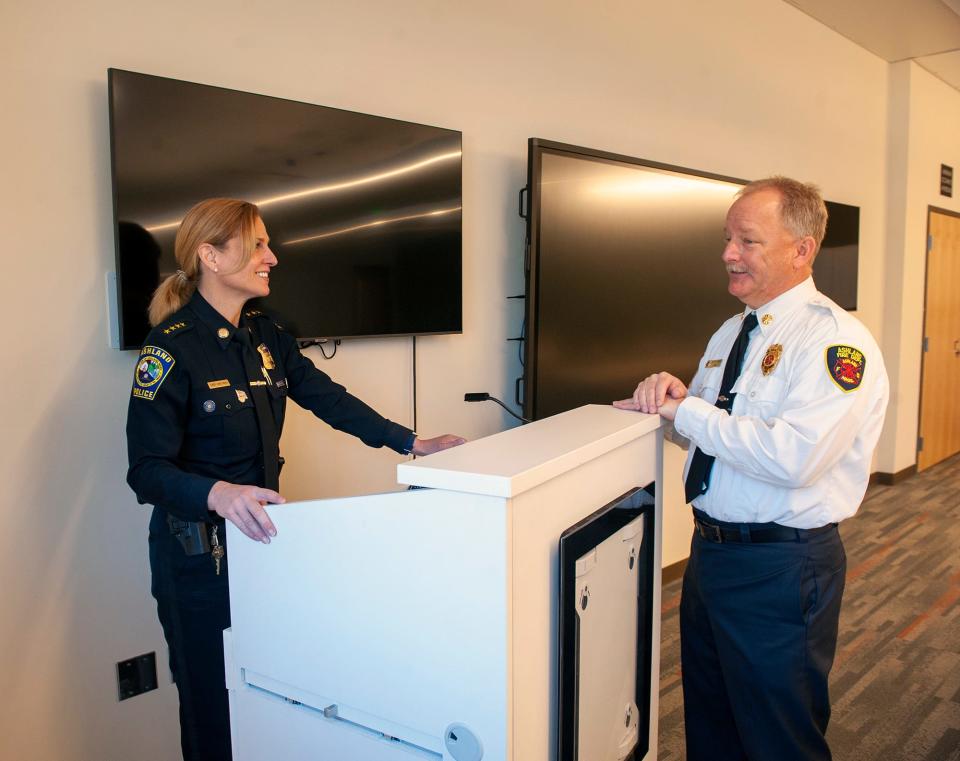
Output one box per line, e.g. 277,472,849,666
1,0,950,758
879,61,960,473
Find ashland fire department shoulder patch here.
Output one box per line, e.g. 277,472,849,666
825,345,865,392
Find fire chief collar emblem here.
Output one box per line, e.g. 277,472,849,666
826,345,865,392
761,344,783,376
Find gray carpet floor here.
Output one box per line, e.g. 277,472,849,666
656,453,960,760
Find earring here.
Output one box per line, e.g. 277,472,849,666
214,266,219,273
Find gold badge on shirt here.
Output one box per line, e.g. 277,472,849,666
236,389,248,404
761,344,783,376
761,314,774,326
257,343,276,370
705,359,723,368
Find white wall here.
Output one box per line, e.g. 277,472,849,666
1,0,938,758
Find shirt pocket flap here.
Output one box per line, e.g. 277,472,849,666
734,373,787,406
197,387,254,416
698,366,724,397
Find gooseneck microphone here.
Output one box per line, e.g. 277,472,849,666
464,392,531,424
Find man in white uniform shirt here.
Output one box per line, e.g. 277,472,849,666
615,176,888,761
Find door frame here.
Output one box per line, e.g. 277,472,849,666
916,205,960,469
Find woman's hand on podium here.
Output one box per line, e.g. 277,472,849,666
208,480,285,543
411,434,467,456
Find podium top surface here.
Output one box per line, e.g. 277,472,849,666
397,404,660,498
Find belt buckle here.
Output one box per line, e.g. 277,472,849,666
698,519,723,543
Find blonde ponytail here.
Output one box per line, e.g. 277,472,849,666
148,270,197,326
145,198,260,327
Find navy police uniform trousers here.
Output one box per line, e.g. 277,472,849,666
149,509,232,761
680,516,846,761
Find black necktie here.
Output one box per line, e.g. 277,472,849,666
235,326,281,491
684,312,759,504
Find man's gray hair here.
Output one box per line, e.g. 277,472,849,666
737,176,828,249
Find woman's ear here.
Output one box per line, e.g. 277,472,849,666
197,243,219,274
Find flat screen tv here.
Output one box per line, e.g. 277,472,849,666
522,139,860,421
108,69,462,350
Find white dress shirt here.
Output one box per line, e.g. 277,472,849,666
673,277,889,528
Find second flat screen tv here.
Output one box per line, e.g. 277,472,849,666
109,69,462,349
522,139,860,421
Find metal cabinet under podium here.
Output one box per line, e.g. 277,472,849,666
224,404,663,760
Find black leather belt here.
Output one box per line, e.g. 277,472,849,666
693,512,836,544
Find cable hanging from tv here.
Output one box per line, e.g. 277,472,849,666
298,338,341,359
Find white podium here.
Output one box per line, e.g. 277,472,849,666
225,404,662,761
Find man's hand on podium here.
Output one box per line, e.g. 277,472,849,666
613,371,688,421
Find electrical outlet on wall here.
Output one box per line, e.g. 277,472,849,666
117,652,158,701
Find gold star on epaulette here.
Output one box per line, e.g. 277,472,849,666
162,321,189,335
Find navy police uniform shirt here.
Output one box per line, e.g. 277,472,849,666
126,291,413,522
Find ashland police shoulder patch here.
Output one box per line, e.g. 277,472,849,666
825,344,865,392
132,345,175,400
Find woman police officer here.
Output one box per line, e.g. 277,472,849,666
126,198,464,761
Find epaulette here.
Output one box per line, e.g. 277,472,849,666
159,319,194,337
806,295,843,330
243,308,284,331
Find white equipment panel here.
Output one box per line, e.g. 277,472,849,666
575,515,644,760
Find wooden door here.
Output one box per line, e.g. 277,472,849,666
918,209,960,471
